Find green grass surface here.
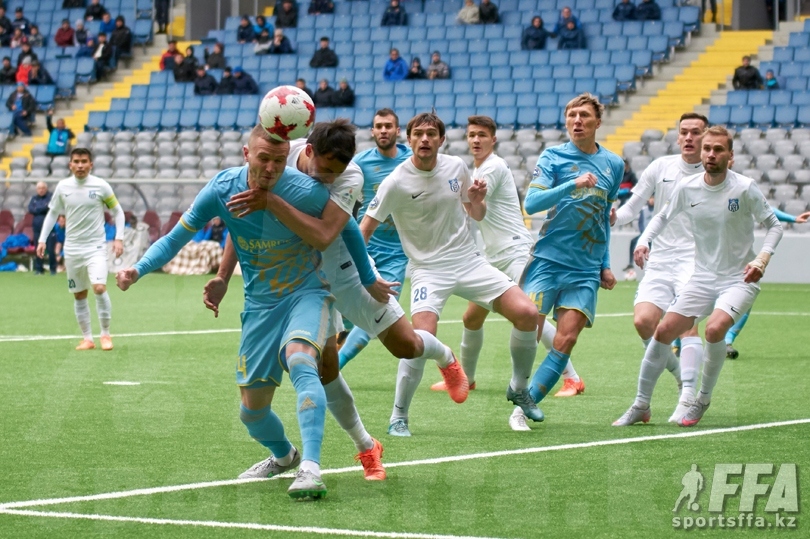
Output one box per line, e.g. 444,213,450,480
1,273,808,538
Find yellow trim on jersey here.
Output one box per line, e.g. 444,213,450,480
103,195,119,209
528,184,549,190
179,217,198,232
278,337,323,373
236,376,282,388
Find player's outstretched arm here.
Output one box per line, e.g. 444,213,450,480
797,212,810,224
524,173,597,215
359,215,381,244
613,193,646,227
123,220,197,287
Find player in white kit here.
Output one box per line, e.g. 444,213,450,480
360,112,543,435
427,116,586,431
614,126,783,427
36,148,124,351
612,113,707,425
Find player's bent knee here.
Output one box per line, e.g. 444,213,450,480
384,331,422,359
633,314,657,340
92,284,107,295
553,332,578,354
703,322,728,343
286,350,318,371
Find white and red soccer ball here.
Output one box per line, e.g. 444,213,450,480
258,85,316,142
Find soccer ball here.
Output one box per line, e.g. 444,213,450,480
624,269,637,281
258,85,316,142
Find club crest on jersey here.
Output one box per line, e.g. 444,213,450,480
728,198,739,212
448,178,460,192
571,165,579,173
88,190,98,199
532,166,541,179
369,196,379,209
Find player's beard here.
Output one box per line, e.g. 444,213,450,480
375,136,396,152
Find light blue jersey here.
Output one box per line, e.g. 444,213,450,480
352,143,412,254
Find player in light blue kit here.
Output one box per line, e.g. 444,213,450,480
116,126,334,500
339,108,413,368
521,93,623,419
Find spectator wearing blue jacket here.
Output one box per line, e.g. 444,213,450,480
635,0,661,21
552,6,579,36
99,12,116,35
28,182,53,273
236,16,256,43
12,7,32,35
381,0,408,26
232,66,258,94
308,0,334,14
45,110,75,156
383,48,408,81
253,15,273,38
557,19,585,49
612,0,636,21
521,16,550,50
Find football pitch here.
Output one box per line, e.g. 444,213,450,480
1,273,808,538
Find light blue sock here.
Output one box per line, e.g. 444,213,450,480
529,348,570,403
287,352,326,465
239,404,293,458
725,310,750,345
338,327,372,369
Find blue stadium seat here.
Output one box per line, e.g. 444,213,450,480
179,110,200,130
623,22,644,37
517,94,537,107
607,36,628,51
575,79,597,94
164,98,185,111
786,77,808,92
509,51,530,66
122,110,144,131
726,91,748,106
574,65,594,79
512,66,532,79
661,7,679,21
536,108,559,129
788,33,810,48
769,90,792,106
772,47,794,63
334,108,355,124
414,94,435,109
494,80,514,93
642,20,665,36
375,95,395,109
615,64,637,93
408,27,428,42
549,50,570,66
751,105,775,129
484,25,504,39
498,93,517,108
216,110,237,130
133,19,153,50
797,106,810,127
569,49,590,65
708,105,731,125
220,95,241,110
747,92,769,107
679,6,700,33
75,57,97,84
528,50,550,66
128,98,147,111
34,85,56,111
109,98,128,112
554,79,576,94
611,50,632,65
780,62,803,78
396,94,416,109
492,65,511,79
434,107,455,124
593,64,615,79
355,95,375,109
602,22,622,37
85,111,106,131
434,80,453,94
159,111,180,131
166,84,186,99
728,106,753,129
470,52,489,67
793,92,810,105
473,80,494,95
464,26,484,40
455,108,476,126
589,50,611,66
774,105,798,128
532,79,555,94
196,110,217,130
496,107,518,128
553,65,573,79
649,35,671,63
632,50,653,78
596,78,619,105
627,36,648,51
434,94,455,108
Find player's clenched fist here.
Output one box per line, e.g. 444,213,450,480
574,172,598,189
116,268,139,291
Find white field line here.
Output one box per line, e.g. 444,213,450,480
2,417,808,512
1,311,808,343
0,509,509,539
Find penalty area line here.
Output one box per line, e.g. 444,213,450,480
0,509,509,539
2,418,808,511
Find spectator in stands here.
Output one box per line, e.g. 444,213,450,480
232,66,258,94
76,36,95,57
613,0,636,21
171,52,191,81
0,57,15,84
0,7,11,47
159,40,179,70
383,48,408,81
634,0,661,21
13,7,31,35
406,57,426,79
55,19,75,47
732,56,763,90
10,28,24,48
557,19,585,49
155,0,170,34
764,69,779,90
175,47,199,82
52,214,66,270
237,16,256,44
275,0,299,28
332,78,354,107
427,51,450,79
29,182,54,273
16,56,32,84
308,1,334,15
253,28,273,54
296,77,314,99
74,20,90,47
479,0,500,24
110,16,132,62
193,65,218,95
28,25,44,47
458,0,480,24
46,110,75,157
254,15,273,37
6,82,35,136
28,62,54,85
381,0,408,27
63,0,86,7
267,28,294,54
217,67,235,94
313,79,335,108
204,43,226,69
99,12,116,35
522,16,549,50
84,0,108,21
17,42,37,67
309,36,338,67
93,32,113,80
552,6,579,36
617,160,637,206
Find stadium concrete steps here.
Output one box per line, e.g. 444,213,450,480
0,35,198,175
601,28,772,153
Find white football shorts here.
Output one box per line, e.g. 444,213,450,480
667,274,759,324
65,247,108,294
634,260,693,311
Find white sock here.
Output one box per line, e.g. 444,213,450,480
74,298,92,340
539,320,556,351
509,327,538,391
641,337,652,349
323,374,373,452
634,338,671,408
300,459,320,475
679,336,703,401
561,359,580,382
698,340,726,404
459,326,484,383
95,292,112,336
666,347,681,380
275,446,296,466
390,357,426,422
414,329,453,368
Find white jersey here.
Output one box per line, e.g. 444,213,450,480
366,154,478,268
472,153,533,262
630,155,703,268
45,174,118,256
288,139,365,282
639,170,781,278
